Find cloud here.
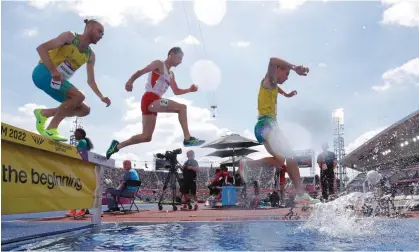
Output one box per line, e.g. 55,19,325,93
230,41,251,48
372,83,391,92
317,63,327,68
345,126,387,154
381,0,419,28
123,97,142,122
274,0,307,12
154,36,163,44
2,103,71,135
28,0,174,27
181,35,200,45
372,58,419,92
22,28,38,37
193,0,227,26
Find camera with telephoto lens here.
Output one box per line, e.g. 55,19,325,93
155,148,182,170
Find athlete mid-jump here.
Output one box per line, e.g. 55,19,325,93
106,47,204,159
32,19,111,142
239,56,320,204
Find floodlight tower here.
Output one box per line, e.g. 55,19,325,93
69,117,83,146
332,108,346,192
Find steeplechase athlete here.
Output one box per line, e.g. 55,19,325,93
106,47,204,159
239,57,320,204
32,19,111,141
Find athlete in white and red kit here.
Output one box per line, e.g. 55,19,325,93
106,47,204,159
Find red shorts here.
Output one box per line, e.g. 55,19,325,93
141,92,160,116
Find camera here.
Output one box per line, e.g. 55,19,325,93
155,148,184,211
155,148,182,170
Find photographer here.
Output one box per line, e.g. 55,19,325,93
181,150,199,210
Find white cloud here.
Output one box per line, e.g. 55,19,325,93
275,0,307,12
381,0,419,28
345,126,387,154
154,36,163,44
3,103,71,136
318,62,327,68
123,97,142,122
190,59,222,91
373,58,419,92
230,41,251,48
22,28,38,37
193,0,227,26
181,35,200,45
372,83,391,92
28,0,174,27
28,0,52,9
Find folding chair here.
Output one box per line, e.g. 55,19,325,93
117,180,141,213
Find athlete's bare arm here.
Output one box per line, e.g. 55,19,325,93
266,57,296,85
125,60,163,92
169,72,197,95
36,31,75,76
86,51,111,107
277,86,297,98
265,57,309,88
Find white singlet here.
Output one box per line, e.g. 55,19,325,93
145,61,172,97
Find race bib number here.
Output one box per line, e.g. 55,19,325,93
159,99,169,107
56,60,75,80
50,80,62,90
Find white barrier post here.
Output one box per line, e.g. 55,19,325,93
91,165,103,225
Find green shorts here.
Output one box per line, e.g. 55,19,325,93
254,116,278,144
254,116,294,158
32,63,74,103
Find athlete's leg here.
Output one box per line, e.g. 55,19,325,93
263,140,303,196
39,103,90,118
148,98,204,146
148,99,190,138
117,115,157,149
245,156,284,170
47,87,86,130
32,63,86,141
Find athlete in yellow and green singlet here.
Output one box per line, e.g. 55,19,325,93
239,57,320,204
32,19,111,141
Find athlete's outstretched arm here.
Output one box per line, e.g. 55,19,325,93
36,31,74,75
266,57,296,83
277,86,297,98
169,72,197,95
86,51,111,107
266,57,309,82
125,60,162,92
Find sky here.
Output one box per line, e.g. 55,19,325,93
1,0,419,179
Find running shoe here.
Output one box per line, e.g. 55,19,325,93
42,128,67,142
239,159,249,183
183,136,205,147
106,140,119,159
34,109,47,135
295,193,321,204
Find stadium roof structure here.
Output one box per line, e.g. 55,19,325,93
342,109,419,171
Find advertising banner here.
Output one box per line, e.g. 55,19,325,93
1,141,96,214
1,122,115,167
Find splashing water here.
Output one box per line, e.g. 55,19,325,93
301,191,418,238
299,192,408,238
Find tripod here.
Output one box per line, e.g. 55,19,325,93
157,162,183,211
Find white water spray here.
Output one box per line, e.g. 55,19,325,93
300,192,378,238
